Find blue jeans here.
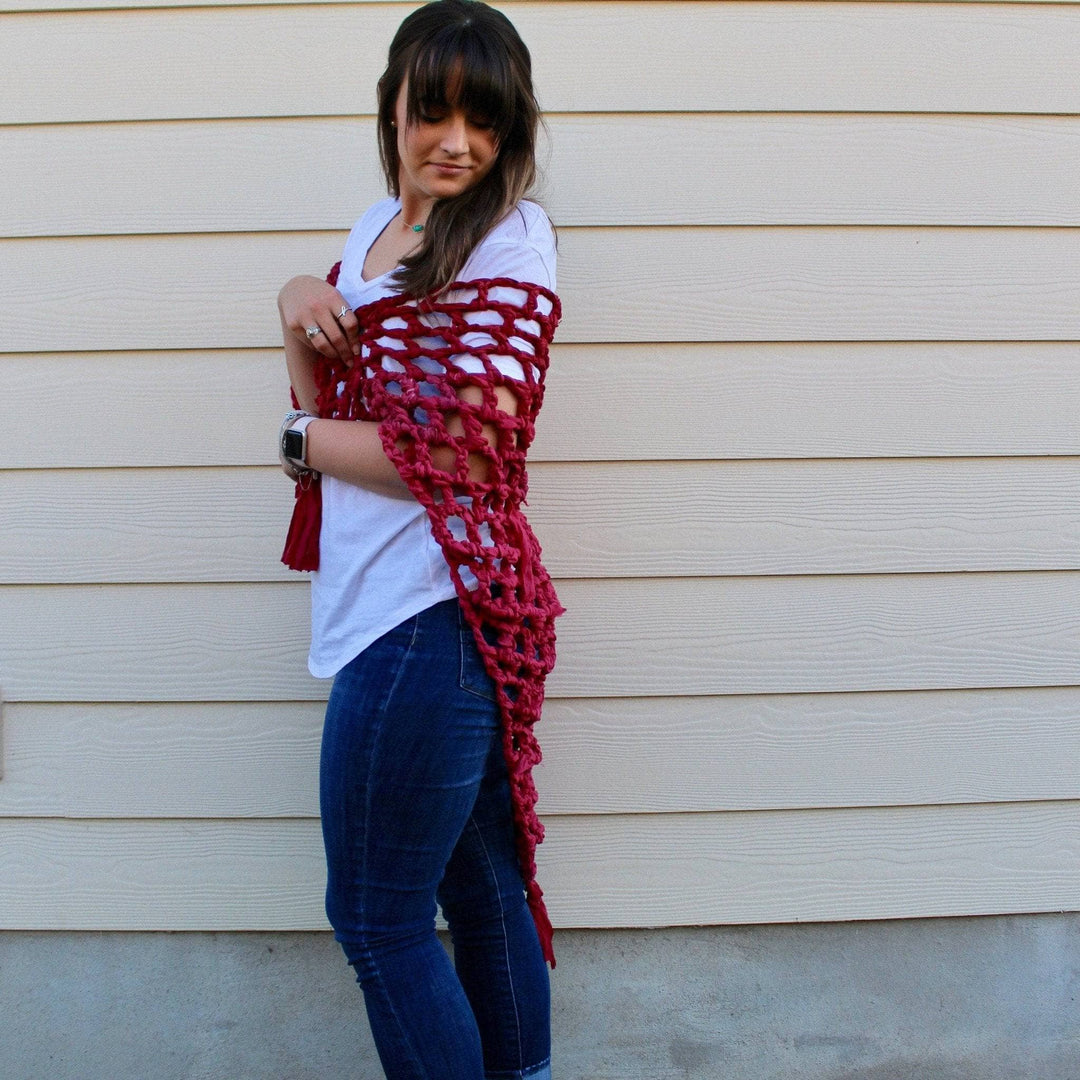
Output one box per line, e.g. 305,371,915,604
320,598,552,1080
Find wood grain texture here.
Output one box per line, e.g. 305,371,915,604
537,342,1080,461
5,228,1080,352
4,574,1080,702
1,351,293,468
0,468,299,584
539,688,1080,813
0,702,324,817
6,3,1080,122
4,458,1080,584
3,802,1080,928
524,458,1080,577
4,686,1080,817
5,344,1080,468
547,574,1080,699
539,802,1080,927
7,113,1080,235
552,228,1080,343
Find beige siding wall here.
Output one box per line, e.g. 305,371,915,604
2,1,1079,929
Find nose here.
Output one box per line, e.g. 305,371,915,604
440,113,469,156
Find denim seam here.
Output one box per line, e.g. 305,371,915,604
485,1057,551,1080
359,612,427,1076
380,613,422,714
470,814,526,1072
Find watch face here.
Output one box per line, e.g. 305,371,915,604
283,429,305,462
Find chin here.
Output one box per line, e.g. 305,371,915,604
434,182,479,200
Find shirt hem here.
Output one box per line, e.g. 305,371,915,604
308,582,461,680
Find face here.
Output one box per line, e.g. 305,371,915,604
393,77,500,209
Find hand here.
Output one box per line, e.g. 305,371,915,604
278,275,360,366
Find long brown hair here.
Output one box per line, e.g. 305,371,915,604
376,0,542,297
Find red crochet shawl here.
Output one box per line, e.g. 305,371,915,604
283,269,563,965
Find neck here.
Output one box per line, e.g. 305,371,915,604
399,195,434,232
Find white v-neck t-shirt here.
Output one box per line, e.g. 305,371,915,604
307,197,557,679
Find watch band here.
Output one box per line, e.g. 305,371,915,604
279,411,318,474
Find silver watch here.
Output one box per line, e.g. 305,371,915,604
279,411,318,475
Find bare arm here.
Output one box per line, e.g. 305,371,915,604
304,382,517,496
304,417,412,499
442,383,520,484
279,276,520,495
278,274,411,498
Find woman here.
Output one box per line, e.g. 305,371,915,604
275,2,560,1077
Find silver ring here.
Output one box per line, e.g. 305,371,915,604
337,305,350,320
305,325,322,339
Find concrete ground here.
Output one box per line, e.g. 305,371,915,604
2,914,1078,1079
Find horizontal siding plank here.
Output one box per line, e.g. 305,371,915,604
544,802,1080,927
0,468,298,584
5,228,1080,351
528,458,1080,577
539,343,1080,461
556,228,1080,343
0,702,324,817
8,114,1080,235
3,0,1072,12
543,688,1080,813
1,0,394,8
0,818,329,929
3,351,293,468
4,687,1080,817
6,3,1080,123
3,574,1080,701
3,802,1080,928
5,344,1079,468
1,119,383,238
547,574,1080,699
5,458,1080,584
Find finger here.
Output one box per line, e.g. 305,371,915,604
318,316,353,366
292,314,342,362
335,304,362,357
297,321,335,359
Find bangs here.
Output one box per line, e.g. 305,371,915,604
405,29,517,142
